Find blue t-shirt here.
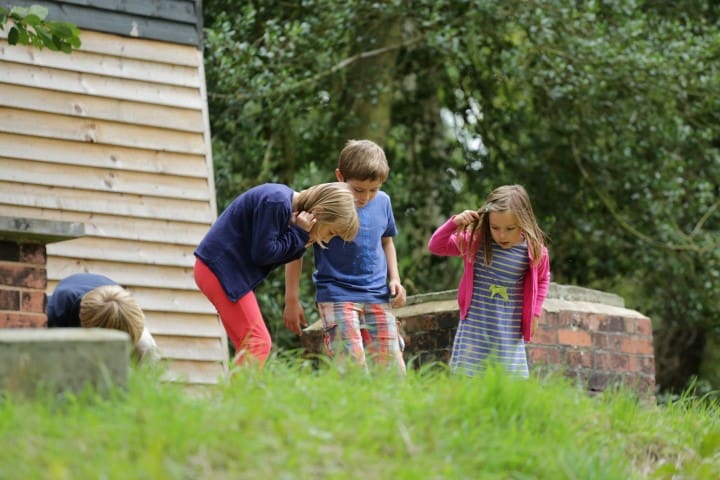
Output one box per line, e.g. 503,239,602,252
47,273,117,328
313,191,397,303
194,183,310,301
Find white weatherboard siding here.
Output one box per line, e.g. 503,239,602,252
0,29,228,385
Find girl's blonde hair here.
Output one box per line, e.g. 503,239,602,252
459,184,546,266
79,285,145,344
295,182,360,246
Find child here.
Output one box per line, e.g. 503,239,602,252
283,140,407,374
194,182,359,368
47,272,160,363
427,184,550,377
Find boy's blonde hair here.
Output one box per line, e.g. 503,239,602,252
295,182,360,245
79,285,145,344
337,139,390,182
459,184,546,266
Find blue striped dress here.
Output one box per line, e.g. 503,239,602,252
450,240,530,378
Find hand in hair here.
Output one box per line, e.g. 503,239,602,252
452,210,481,227
291,210,317,232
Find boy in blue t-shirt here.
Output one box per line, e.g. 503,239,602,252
283,139,406,374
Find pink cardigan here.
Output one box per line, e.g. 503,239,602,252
427,217,550,342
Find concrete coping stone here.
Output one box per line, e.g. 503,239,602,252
394,283,628,319
0,328,130,399
403,283,624,308
0,328,129,343
0,216,85,244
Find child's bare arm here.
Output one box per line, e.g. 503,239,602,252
382,236,406,308
283,258,307,335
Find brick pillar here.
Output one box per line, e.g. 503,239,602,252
0,216,84,330
0,241,48,328
529,303,656,395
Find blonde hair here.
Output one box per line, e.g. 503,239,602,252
295,182,359,246
459,184,546,266
337,139,389,182
79,285,145,344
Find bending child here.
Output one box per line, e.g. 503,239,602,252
284,140,407,374
47,272,160,364
194,182,359,368
427,184,550,377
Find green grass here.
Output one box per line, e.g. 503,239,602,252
1,356,719,480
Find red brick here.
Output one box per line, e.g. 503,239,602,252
620,337,655,355
578,313,600,331
593,352,610,370
558,328,592,347
622,374,655,395
594,352,634,372
540,311,561,327
587,372,613,391
402,314,438,334
633,317,653,336
566,350,592,368
558,310,583,328
0,312,47,328
598,316,626,333
530,326,558,345
22,291,46,313
527,345,563,365
0,264,47,289
19,244,46,265
0,289,20,310
637,356,656,376
591,332,622,350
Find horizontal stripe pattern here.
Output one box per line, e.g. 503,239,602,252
450,241,530,377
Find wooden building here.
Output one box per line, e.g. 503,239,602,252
0,0,228,385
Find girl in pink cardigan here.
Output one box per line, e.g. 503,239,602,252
427,185,550,377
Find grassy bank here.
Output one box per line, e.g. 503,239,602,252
1,357,718,479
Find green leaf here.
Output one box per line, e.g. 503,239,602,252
9,6,29,18
31,34,43,49
50,22,74,37
17,27,29,45
27,5,49,21
7,25,19,44
23,14,42,27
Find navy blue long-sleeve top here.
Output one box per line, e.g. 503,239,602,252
194,183,310,301
47,273,116,327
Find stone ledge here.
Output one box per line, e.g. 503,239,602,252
0,328,130,398
542,298,646,318
393,283,626,319
0,216,85,244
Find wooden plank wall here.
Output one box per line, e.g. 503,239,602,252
3,0,202,46
0,28,229,385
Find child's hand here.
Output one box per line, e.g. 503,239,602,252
283,299,307,335
452,210,481,226
389,280,406,308
291,210,317,232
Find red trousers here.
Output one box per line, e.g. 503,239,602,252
194,258,271,367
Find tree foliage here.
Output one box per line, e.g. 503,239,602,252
1,4,81,52
203,0,720,392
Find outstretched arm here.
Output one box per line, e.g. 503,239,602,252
382,236,406,308
283,258,307,335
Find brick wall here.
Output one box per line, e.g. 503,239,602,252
0,217,84,331
300,284,656,398
0,241,48,329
